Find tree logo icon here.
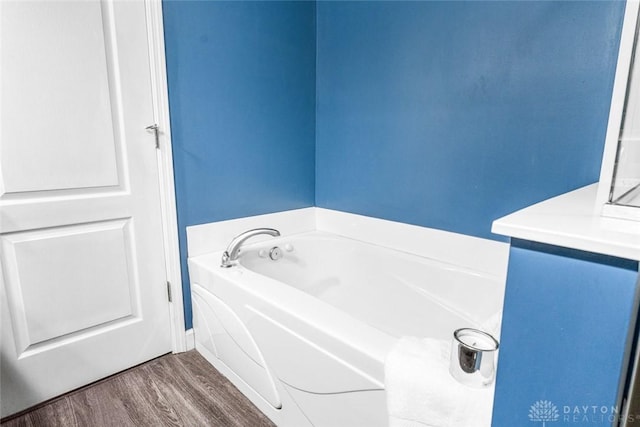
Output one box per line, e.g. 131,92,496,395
529,400,559,426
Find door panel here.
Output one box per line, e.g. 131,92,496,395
1,220,137,352
0,0,172,417
1,0,120,194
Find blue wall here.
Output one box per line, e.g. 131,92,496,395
164,1,626,332
315,1,624,241
163,3,640,422
163,0,316,328
493,241,639,426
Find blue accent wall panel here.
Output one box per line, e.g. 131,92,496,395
493,242,639,426
315,1,624,241
163,0,316,328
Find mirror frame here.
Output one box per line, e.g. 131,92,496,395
597,0,640,221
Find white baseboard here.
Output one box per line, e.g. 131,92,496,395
185,328,195,351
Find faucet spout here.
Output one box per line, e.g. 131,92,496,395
221,228,280,268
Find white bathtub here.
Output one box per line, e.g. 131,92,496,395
188,231,503,427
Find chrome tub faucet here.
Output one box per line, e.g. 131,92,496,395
220,228,280,268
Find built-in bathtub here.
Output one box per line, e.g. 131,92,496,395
188,229,504,427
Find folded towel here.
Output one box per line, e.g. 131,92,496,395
385,337,494,427
481,311,503,338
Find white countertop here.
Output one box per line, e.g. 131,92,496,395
492,184,640,261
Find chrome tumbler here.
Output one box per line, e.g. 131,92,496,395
449,328,499,388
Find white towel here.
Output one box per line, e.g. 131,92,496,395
481,312,503,338
385,337,494,427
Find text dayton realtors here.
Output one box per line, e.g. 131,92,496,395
562,405,625,423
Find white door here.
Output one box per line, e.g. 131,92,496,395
0,0,172,417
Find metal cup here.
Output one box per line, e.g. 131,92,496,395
449,328,499,388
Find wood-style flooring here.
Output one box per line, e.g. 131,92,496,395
1,350,275,427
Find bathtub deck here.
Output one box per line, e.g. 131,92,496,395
0,350,275,427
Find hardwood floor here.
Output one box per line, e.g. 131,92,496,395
1,351,275,427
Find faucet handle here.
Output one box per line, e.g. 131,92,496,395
220,251,232,268
222,227,281,267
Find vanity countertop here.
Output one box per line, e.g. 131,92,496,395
492,184,640,261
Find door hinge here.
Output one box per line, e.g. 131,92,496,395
146,124,160,149
166,281,172,302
